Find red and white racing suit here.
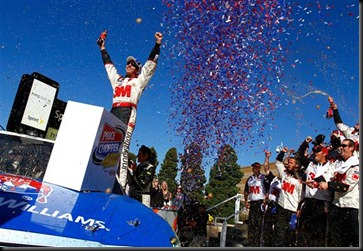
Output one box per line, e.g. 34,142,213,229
326,155,359,246
330,155,359,209
275,160,303,212
100,43,160,191
332,108,359,158
273,153,303,247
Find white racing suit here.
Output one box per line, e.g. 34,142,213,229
332,108,359,158
100,43,160,193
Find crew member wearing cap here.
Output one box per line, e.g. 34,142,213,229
97,31,163,194
244,161,268,247
294,137,336,247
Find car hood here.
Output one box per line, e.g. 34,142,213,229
0,173,178,247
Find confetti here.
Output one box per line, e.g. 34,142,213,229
162,0,293,160
161,0,358,165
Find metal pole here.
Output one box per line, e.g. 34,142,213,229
260,213,265,247
207,194,242,212
234,195,241,223
220,220,227,247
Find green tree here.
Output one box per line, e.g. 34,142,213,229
158,147,179,194
205,144,243,223
150,146,159,168
128,152,136,164
179,142,206,203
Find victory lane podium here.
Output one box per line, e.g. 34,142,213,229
43,101,127,192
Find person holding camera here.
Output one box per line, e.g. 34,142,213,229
294,136,336,247
295,134,326,172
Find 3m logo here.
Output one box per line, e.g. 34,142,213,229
282,181,295,194
250,186,260,194
114,85,131,98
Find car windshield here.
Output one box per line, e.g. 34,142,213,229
0,131,54,181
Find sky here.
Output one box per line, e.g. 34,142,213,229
0,0,360,180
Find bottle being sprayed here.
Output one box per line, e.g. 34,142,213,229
326,96,334,119
97,29,108,46
326,108,333,119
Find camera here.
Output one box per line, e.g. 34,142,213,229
312,134,325,145
275,146,281,153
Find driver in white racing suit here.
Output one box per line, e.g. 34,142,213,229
97,31,163,194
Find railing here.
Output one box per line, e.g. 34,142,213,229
206,193,245,247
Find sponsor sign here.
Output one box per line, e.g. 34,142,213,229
92,123,124,168
21,79,57,131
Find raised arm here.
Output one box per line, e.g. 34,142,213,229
328,96,344,125
275,146,288,178
148,32,163,62
295,136,312,170
96,30,113,65
263,150,272,175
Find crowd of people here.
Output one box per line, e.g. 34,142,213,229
119,94,359,247
95,29,359,248
244,96,359,247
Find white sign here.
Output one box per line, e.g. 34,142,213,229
21,79,57,131
43,101,126,192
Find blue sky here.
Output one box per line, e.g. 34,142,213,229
0,0,360,178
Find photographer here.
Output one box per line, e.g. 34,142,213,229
295,134,326,171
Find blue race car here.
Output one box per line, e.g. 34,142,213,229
0,130,180,247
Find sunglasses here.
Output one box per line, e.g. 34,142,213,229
340,144,351,148
127,61,139,68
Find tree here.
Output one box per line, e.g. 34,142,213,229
157,147,179,194
204,144,243,223
150,146,159,168
128,152,136,164
179,142,206,203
